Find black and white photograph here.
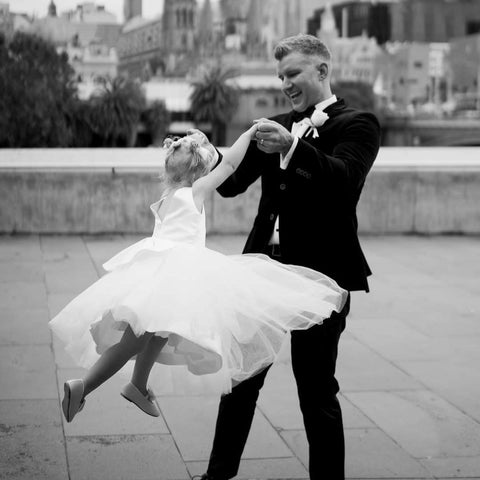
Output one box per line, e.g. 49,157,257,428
1,0,479,479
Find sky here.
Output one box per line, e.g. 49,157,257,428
6,0,166,23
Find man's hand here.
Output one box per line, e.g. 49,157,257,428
254,118,294,155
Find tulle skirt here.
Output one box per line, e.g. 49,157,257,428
49,244,347,394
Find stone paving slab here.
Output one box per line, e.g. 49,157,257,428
0,399,68,480
0,308,51,345
419,456,480,478
397,360,480,424
345,390,480,458
1,234,480,480
43,262,99,295
158,396,293,462
187,458,309,480
47,292,78,317
0,345,57,400
0,260,44,283
338,336,423,392
258,362,376,431
0,281,47,309
66,434,189,480
281,428,434,478
0,234,42,260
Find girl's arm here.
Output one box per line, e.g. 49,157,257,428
193,124,257,196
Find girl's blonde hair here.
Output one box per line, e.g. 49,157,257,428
163,135,214,187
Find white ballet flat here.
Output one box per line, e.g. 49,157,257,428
62,379,85,423
120,382,160,417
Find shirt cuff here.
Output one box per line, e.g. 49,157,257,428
280,137,299,170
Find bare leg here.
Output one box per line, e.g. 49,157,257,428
131,335,168,395
82,326,153,398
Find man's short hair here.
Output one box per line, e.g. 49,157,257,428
274,34,331,61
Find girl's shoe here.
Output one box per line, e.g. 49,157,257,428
62,379,85,422
120,382,160,417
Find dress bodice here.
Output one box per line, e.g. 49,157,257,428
151,187,205,247
102,187,205,272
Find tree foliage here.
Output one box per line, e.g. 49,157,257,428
141,100,170,146
190,64,240,145
88,76,146,147
0,31,77,147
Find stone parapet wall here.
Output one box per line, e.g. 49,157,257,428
1,147,479,235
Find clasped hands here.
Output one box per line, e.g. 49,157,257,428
253,118,294,156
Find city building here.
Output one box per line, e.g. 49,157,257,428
316,3,384,86
449,34,480,111
1,2,33,38
391,0,480,42
308,0,480,45
387,42,430,106
28,1,120,82
124,0,142,22
309,0,393,45
117,16,164,79
117,0,197,78
61,2,118,24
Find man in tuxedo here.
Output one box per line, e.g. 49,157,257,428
199,34,380,480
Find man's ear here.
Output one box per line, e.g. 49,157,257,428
317,62,329,80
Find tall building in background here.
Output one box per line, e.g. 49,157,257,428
124,0,142,22
162,0,196,53
308,1,393,44
390,0,480,42
308,0,480,45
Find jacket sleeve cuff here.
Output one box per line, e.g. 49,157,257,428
280,137,299,170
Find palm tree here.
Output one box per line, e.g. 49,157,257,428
89,76,146,147
141,100,170,146
189,64,240,145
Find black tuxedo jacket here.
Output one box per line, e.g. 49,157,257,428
217,99,381,292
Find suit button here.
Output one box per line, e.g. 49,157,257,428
269,214,275,221
279,183,286,191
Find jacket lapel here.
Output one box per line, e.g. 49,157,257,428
299,98,347,141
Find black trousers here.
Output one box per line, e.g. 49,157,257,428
206,247,350,480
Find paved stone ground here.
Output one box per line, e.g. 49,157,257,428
0,234,479,480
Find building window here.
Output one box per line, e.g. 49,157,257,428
413,61,423,68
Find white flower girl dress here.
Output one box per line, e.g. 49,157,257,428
50,187,347,393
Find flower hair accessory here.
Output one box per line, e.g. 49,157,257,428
302,109,329,138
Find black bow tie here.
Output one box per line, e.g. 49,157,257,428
291,105,316,123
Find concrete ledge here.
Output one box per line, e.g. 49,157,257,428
1,148,479,234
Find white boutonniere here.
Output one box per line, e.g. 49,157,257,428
303,110,329,138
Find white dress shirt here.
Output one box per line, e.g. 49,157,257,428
269,95,337,245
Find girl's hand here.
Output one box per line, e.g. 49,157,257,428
253,118,293,155
245,123,258,140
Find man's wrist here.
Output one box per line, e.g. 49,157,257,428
280,136,299,170
281,134,294,156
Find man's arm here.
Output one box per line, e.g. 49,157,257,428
289,112,380,191
216,140,265,198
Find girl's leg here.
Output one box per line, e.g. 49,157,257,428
131,335,168,394
82,326,153,398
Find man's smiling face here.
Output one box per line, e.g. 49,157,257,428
277,51,325,113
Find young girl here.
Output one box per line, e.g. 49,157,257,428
49,125,347,423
